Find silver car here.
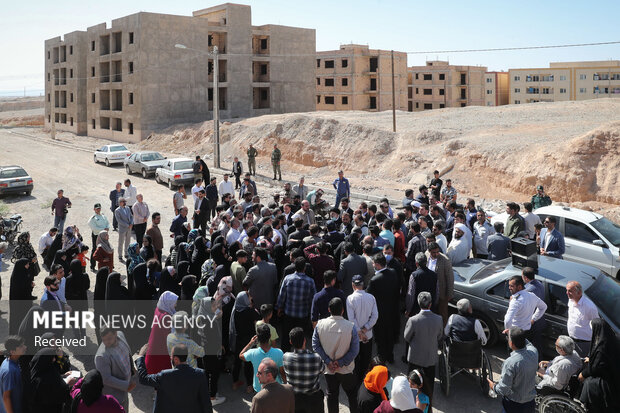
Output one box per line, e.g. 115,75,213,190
451,256,619,355
155,158,195,189
124,151,167,178
0,165,34,196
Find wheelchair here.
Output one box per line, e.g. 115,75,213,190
536,375,586,413
437,339,493,397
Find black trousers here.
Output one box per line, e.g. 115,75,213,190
572,338,591,357
111,210,118,230
354,339,373,381
374,327,395,363
281,314,311,353
232,357,254,385
134,223,147,246
234,173,242,189
194,216,208,234
90,233,98,268
325,373,359,413
501,397,535,413
294,389,325,413
527,320,546,361
408,363,436,406
203,355,222,398
208,199,218,220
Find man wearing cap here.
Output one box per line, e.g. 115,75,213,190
333,171,350,207
416,185,430,206
531,185,552,210
87,203,110,270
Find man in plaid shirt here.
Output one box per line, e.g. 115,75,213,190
277,257,316,352
283,327,325,413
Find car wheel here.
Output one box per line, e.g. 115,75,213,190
155,174,160,184
94,155,98,163
105,158,110,167
474,312,498,347
141,169,148,179
125,165,132,174
168,179,174,190
25,191,31,196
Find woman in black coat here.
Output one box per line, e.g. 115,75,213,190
44,233,63,269
178,274,198,315
93,266,109,342
65,258,90,338
158,266,181,297
190,236,209,275
51,249,71,275
29,347,72,413
9,258,34,334
132,262,156,300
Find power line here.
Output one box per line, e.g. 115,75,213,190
405,40,620,54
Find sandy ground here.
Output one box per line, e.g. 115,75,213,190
0,128,507,413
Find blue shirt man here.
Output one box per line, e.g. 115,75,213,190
0,337,26,413
333,171,350,206
169,209,188,238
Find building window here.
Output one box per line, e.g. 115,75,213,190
70,69,73,78
325,96,334,104
91,41,95,51
560,75,566,81
415,73,419,80
317,95,320,103
415,88,419,94
129,62,134,74
439,89,445,95
70,117,73,126
440,103,445,108
342,59,348,68
91,93,95,103
260,39,268,49
423,74,432,81
342,78,348,86
129,32,134,44
69,45,73,55
423,89,432,95
439,73,445,80
316,78,320,85
579,88,586,93
514,88,520,93
560,88,567,93
325,60,335,69
486,90,493,94
47,93,50,102
342,96,348,105
317,59,320,68
70,93,73,102
91,67,95,77
92,119,96,129
325,78,334,87
579,74,586,80
129,92,134,104
514,100,520,104
129,123,134,135
47,51,50,59
424,103,433,110
47,73,50,81
415,102,419,108
513,75,520,81
486,78,492,83
260,64,267,75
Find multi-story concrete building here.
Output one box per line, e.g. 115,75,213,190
44,3,316,142
315,44,408,112
407,61,487,111
509,60,620,104
484,72,509,106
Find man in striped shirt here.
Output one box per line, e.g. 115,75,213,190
283,327,325,413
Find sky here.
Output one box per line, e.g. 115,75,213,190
2,0,619,96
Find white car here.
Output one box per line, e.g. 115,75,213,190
94,144,131,166
536,205,620,279
155,158,195,189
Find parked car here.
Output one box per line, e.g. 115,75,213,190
0,165,33,196
124,151,167,178
536,205,620,279
94,144,131,166
155,158,195,189
451,256,619,356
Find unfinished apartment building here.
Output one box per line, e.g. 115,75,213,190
509,60,620,104
484,72,509,106
407,61,487,111
44,3,315,142
316,45,408,111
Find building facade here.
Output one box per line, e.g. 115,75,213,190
44,3,316,142
484,72,509,106
509,60,620,105
315,45,408,112
407,61,487,111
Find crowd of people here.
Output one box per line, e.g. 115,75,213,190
1,161,619,413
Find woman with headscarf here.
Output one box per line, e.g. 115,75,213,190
145,291,178,374
140,234,155,262
62,226,82,258
132,262,156,300
44,232,63,269
178,274,198,314
167,235,185,268
229,291,260,392
29,347,73,413
93,267,109,343
579,318,620,413
92,231,114,271
126,242,144,275
70,369,124,413
104,272,130,320
52,249,71,275
65,258,90,337
187,228,200,247
199,258,216,286
210,238,228,267
375,376,421,413
9,258,34,334
358,365,390,413
158,266,181,297
214,276,235,354
176,242,191,268
190,236,209,275
12,231,40,278
176,260,190,282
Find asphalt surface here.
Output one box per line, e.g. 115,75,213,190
0,129,507,412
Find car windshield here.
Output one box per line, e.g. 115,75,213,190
110,145,128,152
469,260,510,284
173,161,193,170
590,217,620,247
142,153,164,162
0,168,28,178
585,274,620,329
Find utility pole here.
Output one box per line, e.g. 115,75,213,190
391,50,396,132
51,73,56,140
212,46,220,168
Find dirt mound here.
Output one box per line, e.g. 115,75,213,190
0,115,44,127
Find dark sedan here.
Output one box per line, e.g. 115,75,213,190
451,256,619,356
124,151,167,178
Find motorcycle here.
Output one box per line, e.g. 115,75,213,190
0,214,23,245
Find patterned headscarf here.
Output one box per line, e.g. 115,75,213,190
157,291,178,315
127,242,144,274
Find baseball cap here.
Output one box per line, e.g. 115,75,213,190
536,185,544,190
352,274,364,285
94,203,101,209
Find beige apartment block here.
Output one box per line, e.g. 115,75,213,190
509,60,620,105
315,45,408,111
407,61,487,111
44,3,316,142
484,72,509,106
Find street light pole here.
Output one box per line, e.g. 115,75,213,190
213,46,220,168
51,73,56,140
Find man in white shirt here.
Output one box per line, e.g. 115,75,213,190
473,211,495,259
346,274,378,381
522,202,541,239
226,218,242,246
39,227,58,257
218,174,235,201
191,178,204,203
446,224,470,264
504,276,547,340
432,223,448,253
123,179,138,206
566,281,599,356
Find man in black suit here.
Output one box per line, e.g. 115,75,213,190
288,219,309,241
193,189,209,233
366,253,400,364
337,242,367,296
137,343,212,413
109,182,125,231
232,156,243,189
323,220,345,252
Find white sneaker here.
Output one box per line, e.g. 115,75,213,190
211,395,226,406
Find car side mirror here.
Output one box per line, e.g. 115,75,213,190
592,240,607,248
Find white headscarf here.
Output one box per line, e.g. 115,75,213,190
157,291,178,315
390,376,416,411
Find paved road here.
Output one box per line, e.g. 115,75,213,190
0,130,506,412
